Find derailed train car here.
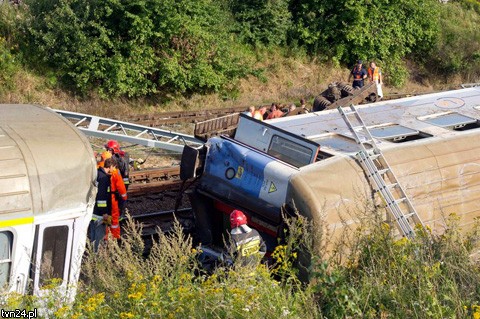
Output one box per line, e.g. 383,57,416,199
182,87,480,253
0,105,96,297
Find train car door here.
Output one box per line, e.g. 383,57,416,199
32,220,74,295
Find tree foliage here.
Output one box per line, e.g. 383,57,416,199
422,1,480,81
229,0,292,47
288,0,440,84
1,0,477,97
25,0,254,97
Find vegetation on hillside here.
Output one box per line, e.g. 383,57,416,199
1,0,480,102
1,211,479,318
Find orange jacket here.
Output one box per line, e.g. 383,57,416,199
267,109,284,119
368,67,381,82
107,169,127,239
111,168,127,204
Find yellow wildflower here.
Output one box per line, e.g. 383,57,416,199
120,312,135,319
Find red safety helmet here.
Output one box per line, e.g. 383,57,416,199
105,140,121,153
230,209,247,229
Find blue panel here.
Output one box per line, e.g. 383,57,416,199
200,137,281,222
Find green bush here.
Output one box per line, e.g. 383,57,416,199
24,0,255,98
229,0,292,47
288,0,440,85
0,3,21,92
421,1,480,81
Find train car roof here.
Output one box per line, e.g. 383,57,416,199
0,104,97,218
267,87,480,154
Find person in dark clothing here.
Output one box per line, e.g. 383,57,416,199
105,140,130,190
348,60,368,89
90,157,117,251
228,209,266,267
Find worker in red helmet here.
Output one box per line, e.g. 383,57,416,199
229,209,266,266
90,157,116,251
106,159,127,240
105,139,130,193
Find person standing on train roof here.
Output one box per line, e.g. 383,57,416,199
105,140,130,190
107,157,127,240
91,157,116,251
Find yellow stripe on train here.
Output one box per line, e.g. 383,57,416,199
0,217,34,228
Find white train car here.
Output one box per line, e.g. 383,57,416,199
0,104,96,296
183,87,480,254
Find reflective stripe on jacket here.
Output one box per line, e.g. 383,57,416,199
368,67,381,82
93,167,111,217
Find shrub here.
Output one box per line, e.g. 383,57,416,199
0,3,21,92
421,1,480,82
229,0,292,47
288,0,440,85
24,0,255,98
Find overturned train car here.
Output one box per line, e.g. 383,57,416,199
0,105,96,296
183,87,480,253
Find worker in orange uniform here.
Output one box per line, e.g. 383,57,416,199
107,157,127,240
91,157,116,251
97,151,127,239
368,61,384,100
105,140,130,190
266,103,284,119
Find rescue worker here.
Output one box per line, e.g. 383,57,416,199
348,60,367,89
91,157,116,251
368,61,384,100
107,158,127,239
266,103,284,119
97,151,127,239
105,140,130,190
253,106,267,121
229,209,266,266
244,106,255,117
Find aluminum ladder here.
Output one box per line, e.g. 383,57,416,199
53,109,204,153
337,104,424,238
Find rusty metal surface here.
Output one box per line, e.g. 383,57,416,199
129,167,180,183
118,106,247,126
194,113,240,141
326,82,377,110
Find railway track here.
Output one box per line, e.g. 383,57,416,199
117,106,247,126
129,166,183,197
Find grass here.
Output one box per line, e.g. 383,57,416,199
2,207,479,318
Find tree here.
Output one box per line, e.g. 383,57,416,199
25,0,253,97
289,0,440,85
229,0,292,47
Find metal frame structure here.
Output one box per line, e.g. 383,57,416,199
54,109,203,152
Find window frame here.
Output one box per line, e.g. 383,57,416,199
0,230,14,288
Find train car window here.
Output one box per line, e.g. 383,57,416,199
312,133,373,153
40,226,68,287
369,124,432,143
420,112,480,131
267,135,313,167
0,231,13,288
